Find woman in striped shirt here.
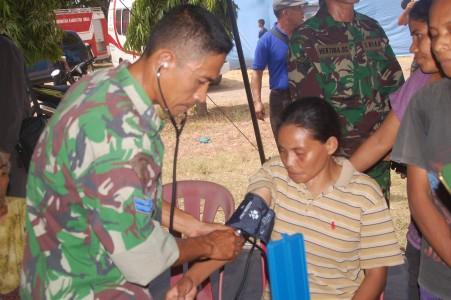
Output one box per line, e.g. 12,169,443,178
247,98,403,299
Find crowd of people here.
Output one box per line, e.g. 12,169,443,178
0,0,450,299
253,0,450,299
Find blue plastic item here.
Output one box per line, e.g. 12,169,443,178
267,233,310,300
197,136,211,144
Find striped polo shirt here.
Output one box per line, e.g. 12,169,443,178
248,157,403,299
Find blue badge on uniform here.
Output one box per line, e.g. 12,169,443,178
134,197,154,214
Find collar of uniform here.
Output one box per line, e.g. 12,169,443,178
317,5,359,27
114,62,164,134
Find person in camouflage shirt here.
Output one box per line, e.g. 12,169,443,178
288,0,405,200
21,5,243,300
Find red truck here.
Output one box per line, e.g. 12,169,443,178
54,7,110,60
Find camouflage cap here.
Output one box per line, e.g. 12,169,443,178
273,0,307,11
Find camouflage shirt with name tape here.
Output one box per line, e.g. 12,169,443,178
288,6,404,198
21,63,179,299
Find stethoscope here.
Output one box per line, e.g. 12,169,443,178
156,63,187,234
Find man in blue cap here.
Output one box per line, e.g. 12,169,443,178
251,0,306,137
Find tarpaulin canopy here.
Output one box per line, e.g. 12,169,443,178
228,0,412,69
225,0,413,163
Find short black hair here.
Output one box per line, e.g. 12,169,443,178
277,97,342,145
409,0,432,23
258,19,265,26
143,5,233,60
274,9,282,19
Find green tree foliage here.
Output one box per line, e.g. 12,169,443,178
0,0,63,64
124,0,236,54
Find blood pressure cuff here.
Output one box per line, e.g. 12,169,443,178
226,192,275,244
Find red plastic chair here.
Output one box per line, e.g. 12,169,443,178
163,180,235,300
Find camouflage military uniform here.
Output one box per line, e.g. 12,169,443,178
288,6,404,199
20,63,179,299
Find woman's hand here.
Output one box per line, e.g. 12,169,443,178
165,276,197,300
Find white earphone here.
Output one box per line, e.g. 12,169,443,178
157,62,168,78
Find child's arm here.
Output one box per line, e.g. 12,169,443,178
352,267,387,300
350,111,399,172
407,165,451,266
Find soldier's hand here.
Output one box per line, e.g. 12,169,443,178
204,228,244,260
165,276,197,300
254,101,266,121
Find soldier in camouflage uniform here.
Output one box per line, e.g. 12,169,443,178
21,5,243,300
288,0,405,200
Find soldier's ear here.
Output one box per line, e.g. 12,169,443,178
156,50,176,70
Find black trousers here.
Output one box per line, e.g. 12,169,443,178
7,150,27,197
269,89,291,138
406,240,421,300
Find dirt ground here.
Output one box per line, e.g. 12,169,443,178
160,55,414,247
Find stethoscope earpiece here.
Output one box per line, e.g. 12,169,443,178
156,62,168,77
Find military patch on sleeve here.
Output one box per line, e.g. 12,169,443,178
134,197,154,214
